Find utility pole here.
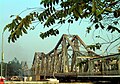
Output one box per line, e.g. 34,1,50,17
1,31,4,78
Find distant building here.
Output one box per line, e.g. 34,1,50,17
21,61,29,76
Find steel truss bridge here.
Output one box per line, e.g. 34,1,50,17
31,34,120,82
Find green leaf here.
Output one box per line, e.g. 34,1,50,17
53,0,55,5
105,7,112,13
20,30,23,36
96,43,101,49
16,35,20,38
22,28,27,34
107,25,120,33
86,27,91,33
10,15,15,18
113,21,118,25
40,33,44,39
12,37,15,43
111,28,115,33
99,22,104,29
114,9,120,18
73,10,80,18
56,0,59,4
95,24,99,29
47,3,49,7
3,26,8,32
96,9,104,17
16,15,22,21
53,7,56,11
50,7,53,13
8,36,11,43
55,29,59,34
68,19,73,23
92,46,95,51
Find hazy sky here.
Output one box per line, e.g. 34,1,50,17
0,0,119,68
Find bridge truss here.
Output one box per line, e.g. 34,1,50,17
31,34,120,80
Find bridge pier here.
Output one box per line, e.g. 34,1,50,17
62,37,69,72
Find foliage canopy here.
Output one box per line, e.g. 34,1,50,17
7,57,22,76
4,0,120,48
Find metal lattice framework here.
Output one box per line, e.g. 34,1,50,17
31,34,120,80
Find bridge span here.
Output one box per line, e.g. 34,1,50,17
31,34,120,82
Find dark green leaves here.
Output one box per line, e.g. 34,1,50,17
40,0,60,8
87,43,101,51
58,19,65,24
94,22,105,30
107,25,120,33
86,27,91,33
40,28,59,39
4,0,120,43
114,9,120,18
99,22,105,29
22,28,27,34
44,16,55,27
4,13,37,43
95,24,99,29
68,19,73,23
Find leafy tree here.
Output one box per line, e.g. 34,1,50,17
4,0,120,51
7,57,22,76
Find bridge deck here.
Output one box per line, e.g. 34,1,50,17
40,70,120,76
39,72,120,82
